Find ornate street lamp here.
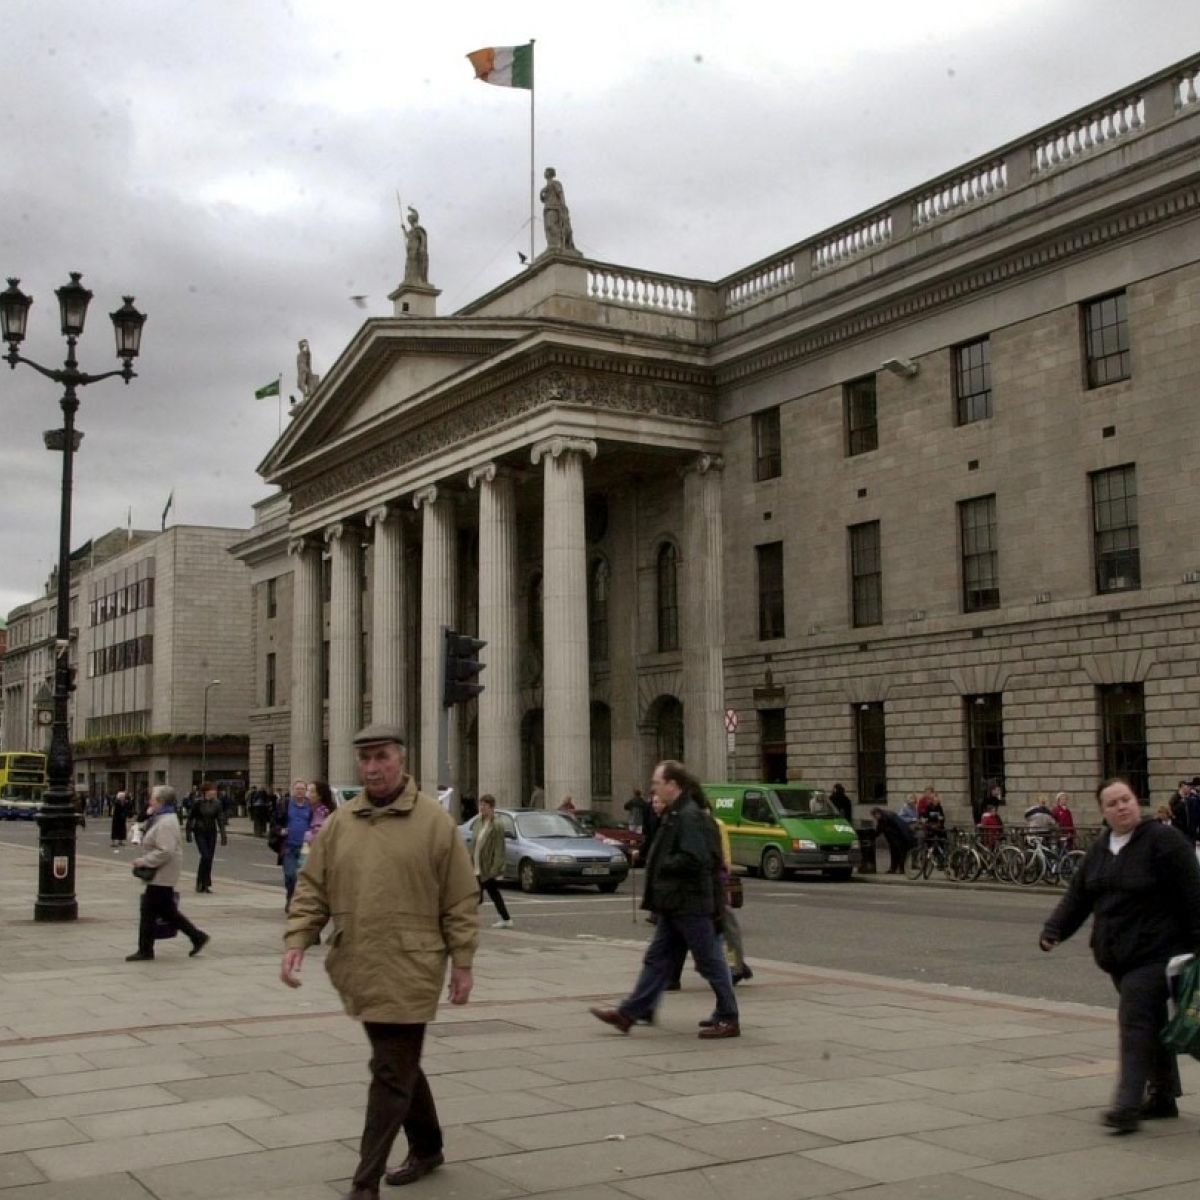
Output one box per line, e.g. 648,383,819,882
2,272,146,922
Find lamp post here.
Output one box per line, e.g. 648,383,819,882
201,679,221,789
1,272,146,922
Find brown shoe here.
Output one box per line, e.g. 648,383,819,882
384,1150,444,1186
698,1020,740,1039
589,1006,633,1034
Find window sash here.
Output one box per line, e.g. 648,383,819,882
955,338,992,424
845,378,878,456
850,522,882,627
1085,292,1130,387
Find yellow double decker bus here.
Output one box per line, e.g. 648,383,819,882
0,752,48,818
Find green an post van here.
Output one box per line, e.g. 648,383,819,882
705,782,860,881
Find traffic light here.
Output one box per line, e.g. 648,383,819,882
442,628,486,707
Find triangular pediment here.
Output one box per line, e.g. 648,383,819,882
259,319,530,480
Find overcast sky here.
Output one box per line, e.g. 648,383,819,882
1,0,1197,618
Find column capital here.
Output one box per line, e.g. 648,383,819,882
412,484,439,510
467,461,497,489
530,436,598,467
365,503,401,528
680,452,724,478
324,521,352,545
288,535,321,557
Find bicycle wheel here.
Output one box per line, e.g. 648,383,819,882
994,844,1024,884
1058,850,1085,885
945,844,972,881
962,845,986,882
905,845,926,880
1021,850,1046,886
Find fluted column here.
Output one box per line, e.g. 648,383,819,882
682,454,727,782
415,485,457,793
288,536,324,783
469,462,521,806
326,522,363,785
366,504,407,737
532,437,597,807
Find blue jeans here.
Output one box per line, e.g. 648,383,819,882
622,912,738,1024
282,846,302,902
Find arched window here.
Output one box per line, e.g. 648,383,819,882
521,708,544,805
655,696,684,763
590,701,612,799
656,542,679,652
588,557,609,664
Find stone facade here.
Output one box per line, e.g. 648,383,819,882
2,526,253,798
235,56,1200,822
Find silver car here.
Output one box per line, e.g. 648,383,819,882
460,808,630,893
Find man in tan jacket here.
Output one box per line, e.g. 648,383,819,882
281,725,478,1200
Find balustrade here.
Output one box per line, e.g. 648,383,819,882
586,267,696,314
811,213,892,272
913,160,1007,227
1031,95,1145,174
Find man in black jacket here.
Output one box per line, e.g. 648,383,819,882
1041,778,1200,1132
590,760,739,1039
185,782,228,894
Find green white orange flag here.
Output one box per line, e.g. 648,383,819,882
466,43,534,90
254,378,280,399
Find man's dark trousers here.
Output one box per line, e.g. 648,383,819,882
354,1022,443,1191
194,829,217,890
1111,960,1181,1108
620,912,738,1023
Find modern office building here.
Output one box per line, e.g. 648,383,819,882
3,526,253,799
234,56,1200,818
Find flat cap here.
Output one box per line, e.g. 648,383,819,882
352,723,405,747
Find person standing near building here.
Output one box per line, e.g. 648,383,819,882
125,786,209,961
185,781,227,894
281,724,478,1199
624,787,648,832
275,780,313,911
829,783,852,823
1040,778,1200,1133
872,806,917,873
589,759,739,1039
110,789,132,847
474,794,513,929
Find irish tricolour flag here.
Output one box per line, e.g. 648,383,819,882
466,43,534,90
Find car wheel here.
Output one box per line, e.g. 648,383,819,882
597,881,620,894
518,859,539,893
760,847,785,882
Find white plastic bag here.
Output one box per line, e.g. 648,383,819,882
129,822,144,845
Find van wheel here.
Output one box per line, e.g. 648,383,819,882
518,859,539,893
760,847,785,882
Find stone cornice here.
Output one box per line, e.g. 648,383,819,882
290,367,716,515
714,179,1200,388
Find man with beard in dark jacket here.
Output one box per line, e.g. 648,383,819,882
1041,778,1200,1133
589,759,739,1039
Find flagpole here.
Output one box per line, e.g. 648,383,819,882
529,38,536,263
277,373,283,437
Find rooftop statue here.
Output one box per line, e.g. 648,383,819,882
540,167,579,255
403,206,430,285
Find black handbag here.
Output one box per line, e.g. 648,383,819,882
131,864,157,882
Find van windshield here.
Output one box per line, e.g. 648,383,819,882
772,788,834,817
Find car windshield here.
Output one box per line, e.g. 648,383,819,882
516,812,588,839
772,788,834,817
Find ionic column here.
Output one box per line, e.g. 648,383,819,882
325,522,363,785
414,485,457,793
288,536,324,783
469,462,521,807
366,504,407,736
531,437,597,807
682,454,727,782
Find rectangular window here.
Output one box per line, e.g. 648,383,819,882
265,652,277,707
1091,465,1140,593
849,521,882,627
854,702,887,806
1084,290,1130,387
322,640,330,701
752,407,782,481
759,707,788,784
1099,683,1148,799
960,494,1000,612
844,375,878,456
966,694,1005,810
264,743,275,789
266,577,278,619
955,337,992,424
756,542,785,640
